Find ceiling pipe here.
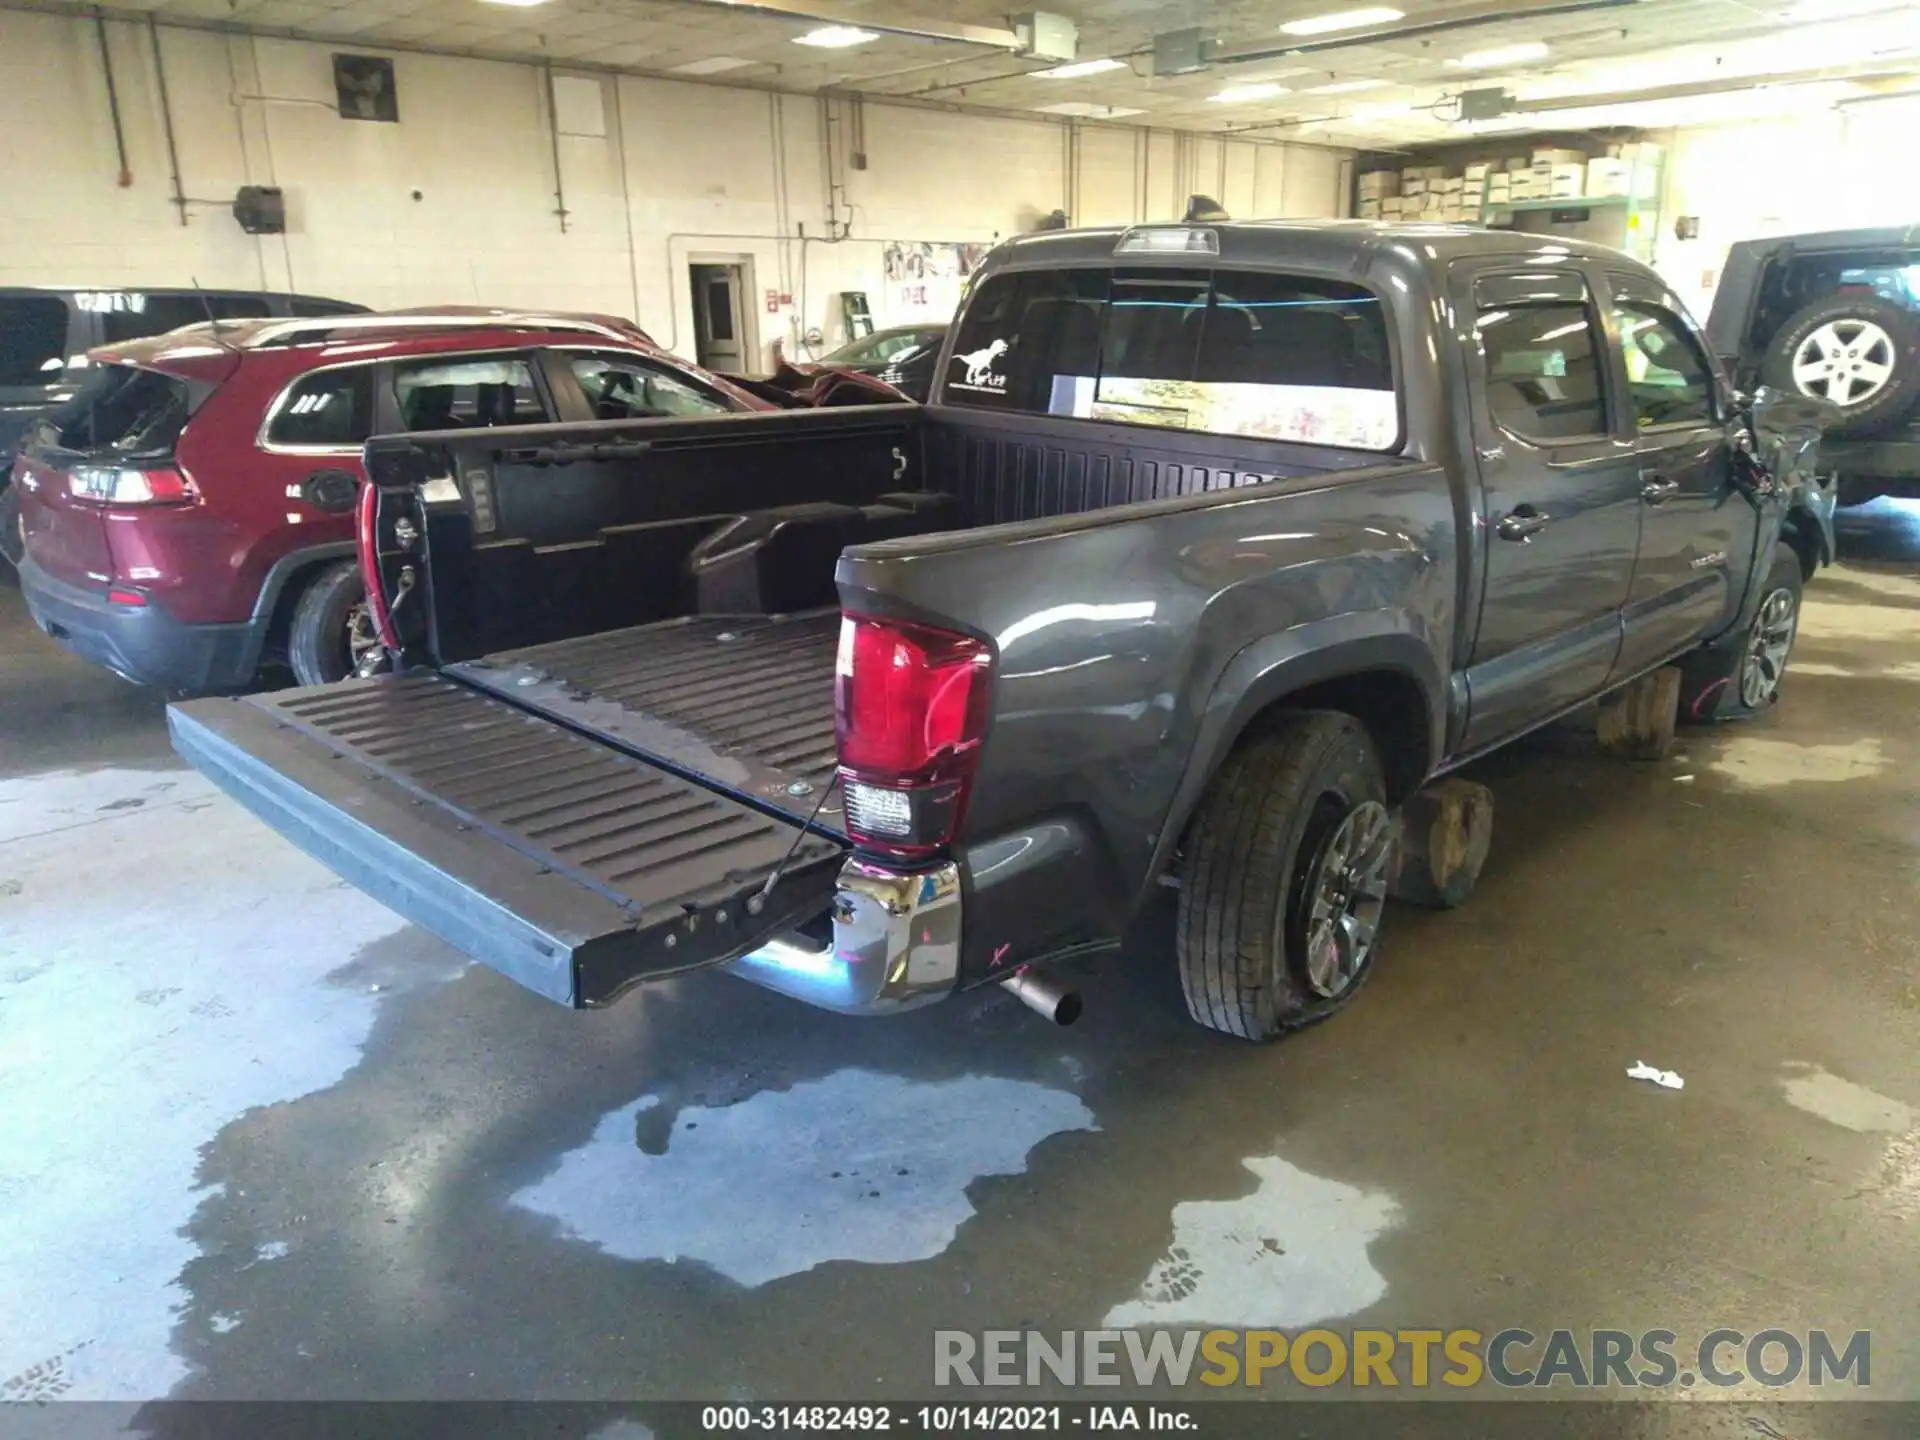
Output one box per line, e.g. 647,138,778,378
1511,63,1920,112
662,0,1022,51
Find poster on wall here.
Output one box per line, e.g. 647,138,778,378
883,242,990,325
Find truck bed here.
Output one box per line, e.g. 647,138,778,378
445,611,844,830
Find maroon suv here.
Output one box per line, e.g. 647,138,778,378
14,310,772,690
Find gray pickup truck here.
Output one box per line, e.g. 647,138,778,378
169,222,1829,1041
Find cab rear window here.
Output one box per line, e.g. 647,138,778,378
942,266,1398,450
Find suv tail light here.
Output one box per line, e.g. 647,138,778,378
835,612,993,858
67,466,196,506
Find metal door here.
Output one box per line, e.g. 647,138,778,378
691,263,747,373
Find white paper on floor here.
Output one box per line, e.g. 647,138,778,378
1626,1061,1685,1090
0,767,419,1401
511,1069,1095,1287
1104,1155,1399,1329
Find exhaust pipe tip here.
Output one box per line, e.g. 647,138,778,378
1000,969,1082,1026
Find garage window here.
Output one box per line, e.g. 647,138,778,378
1477,302,1609,442
0,296,70,386
943,266,1398,450
266,367,374,450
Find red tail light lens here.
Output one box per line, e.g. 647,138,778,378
67,466,196,505
835,612,993,857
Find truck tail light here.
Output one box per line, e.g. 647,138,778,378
835,612,993,858
67,466,196,505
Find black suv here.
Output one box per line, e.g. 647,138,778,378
1706,226,1920,505
1,285,364,568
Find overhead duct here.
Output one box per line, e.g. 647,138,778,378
1204,0,1636,67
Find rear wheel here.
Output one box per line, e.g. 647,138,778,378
1677,549,1803,723
1176,712,1393,1041
0,482,22,580
288,560,383,686
1761,294,1920,438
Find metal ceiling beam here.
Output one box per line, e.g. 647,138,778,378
1513,63,1920,111
656,0,1022,51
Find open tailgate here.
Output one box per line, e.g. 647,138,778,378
168,674,846,1007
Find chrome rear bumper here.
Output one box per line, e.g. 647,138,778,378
723,858,960,1015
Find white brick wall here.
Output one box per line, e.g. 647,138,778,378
0,8,1354,367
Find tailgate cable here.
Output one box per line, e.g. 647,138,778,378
752,773,839,914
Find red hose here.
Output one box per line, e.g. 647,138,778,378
356,480,402,654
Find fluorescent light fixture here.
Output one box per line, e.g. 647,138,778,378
1307,78,1389,93
1031,57,1127,78
1210,81,1290,102
668,56,759,75
1280,7,1404,36
478,0,550,9
1453,41,1550,67
793,25,878,48
1033,101,1145,117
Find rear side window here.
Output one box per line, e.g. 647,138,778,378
944,266,1397,450
0,296,70,386
266,367,374,449
1476,302,1609,442
55,365,191,457
566,353,735,420
392,355,549,430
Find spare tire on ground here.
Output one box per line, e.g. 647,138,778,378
1761,292,1920,438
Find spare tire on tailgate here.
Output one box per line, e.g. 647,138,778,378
1761,292,1920,438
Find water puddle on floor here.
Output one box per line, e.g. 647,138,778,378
0,767,420,1400
1779,1063,1916,1132
1707,736,1887,788
1104,1155,1400,1328
511,1069,1095,1286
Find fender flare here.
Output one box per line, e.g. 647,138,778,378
1140,618,1447,903
237,542,360,670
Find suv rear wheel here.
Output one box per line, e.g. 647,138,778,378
1761,293,1920,438
288,560,382,686
1176,712,1394,1040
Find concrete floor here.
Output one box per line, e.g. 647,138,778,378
4,509,1920,1428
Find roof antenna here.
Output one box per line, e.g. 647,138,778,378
191,276,223,335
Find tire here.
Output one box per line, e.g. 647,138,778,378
1176,711,1394,1041
287,560,379,687
0,482,22,581
1760,294,1920,438
1677,548,1804,724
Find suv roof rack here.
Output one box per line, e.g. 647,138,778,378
243,311,641,349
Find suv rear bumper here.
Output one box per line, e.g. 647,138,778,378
19,555,260,691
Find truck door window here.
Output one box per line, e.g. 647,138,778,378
1476,302,1608,442
392,355,550,430
1611,302,1715,428
265,366,374,450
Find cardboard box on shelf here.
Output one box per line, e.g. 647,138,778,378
1380,196,1407,217
1546,162,1585,198
1486,174,1512,198
1357,170,1399,197
1358,198,1383,218
1438,176,1466,194
1463,161,1493,182
1415,165,1451,180
1508,173,1539,200
1401,177,1428,197
1585,158,1632,197
1531,147,1586,167
1504,156,1532,172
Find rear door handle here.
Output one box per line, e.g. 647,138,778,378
1496,507,1550,541
1641,474,1680,504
